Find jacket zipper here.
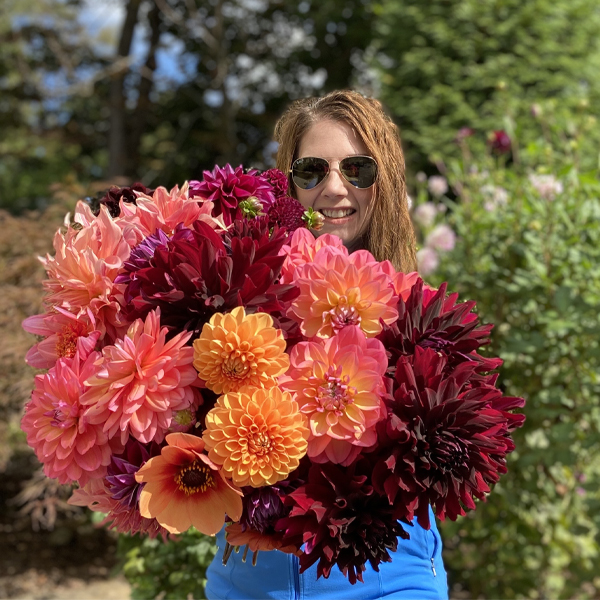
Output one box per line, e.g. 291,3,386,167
430,529,439,577
292,554,301,600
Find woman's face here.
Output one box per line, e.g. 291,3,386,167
294,119,374,250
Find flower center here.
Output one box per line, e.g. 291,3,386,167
315,367,357,415
327,296,362,333
55,323,86,358
221,348,254,380
247,430,273,456
175,460,216,495
427,432,470,474
44,399,78,429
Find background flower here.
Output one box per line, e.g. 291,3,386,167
425,223,457,252
427,175,449,197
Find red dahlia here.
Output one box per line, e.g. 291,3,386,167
267,196,307,233
378,279,502,383
277,461,410,584
120,219,298,339
371,346,525,529
261,168,289,199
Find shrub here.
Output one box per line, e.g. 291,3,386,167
411,110,600,598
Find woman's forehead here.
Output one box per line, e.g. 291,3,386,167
298,119,368,158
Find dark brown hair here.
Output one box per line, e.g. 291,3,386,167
273,90,417,272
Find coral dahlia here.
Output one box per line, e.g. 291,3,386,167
135,433,243,535
280,326,386,465
193,306,289,394
290,247,399,338
80,309,200,446
21,334,114,486
203,386,309,487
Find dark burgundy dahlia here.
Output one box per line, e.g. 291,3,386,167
277,461,410,585
119,219,299,339
85,182,154,218
261,168,289,199
378,279,502,383
267,196,307,233
189,164,275,225
371,346,525,530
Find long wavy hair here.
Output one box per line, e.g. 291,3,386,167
273,90,417,272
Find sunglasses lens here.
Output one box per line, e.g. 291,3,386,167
291,157,329,190
340,156,378,188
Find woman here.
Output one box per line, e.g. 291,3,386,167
205,90,449,599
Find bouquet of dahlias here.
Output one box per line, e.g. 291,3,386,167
21,164,524,584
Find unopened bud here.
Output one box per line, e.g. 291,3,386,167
239,196,265,218
302,207,325,231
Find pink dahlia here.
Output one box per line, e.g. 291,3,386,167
189,164,275,226
280,326,386,465
41,204,130,340
117,182,222,243
21,333,114,486
289,247,398,338
279,228,347,284
80,308,200,446
23,307,99,369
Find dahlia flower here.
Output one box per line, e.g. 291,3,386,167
489,130,511,154
280,326,386,465
41,204,130,337
203,386,309,487
290,247,398,338
189,164,275,226
416,247,439,276
135,433,243,535
267,196,307,232
261,168,289,199
68,477,169,539
22,307,98,369
193,306,289,394
225,522,301,557
279,227,347,285
80,309,200,446
95,182,153,218
117,182,222,244
21,333,114,486
277,461,410,584
120,219,298,339
378,279,502,381
371,346,525,529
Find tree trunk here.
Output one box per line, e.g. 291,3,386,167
108,0,142,179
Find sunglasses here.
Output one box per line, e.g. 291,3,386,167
290,155,378,190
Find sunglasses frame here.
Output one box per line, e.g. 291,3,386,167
289,155,378,190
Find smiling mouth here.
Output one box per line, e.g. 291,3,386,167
318,208,356,218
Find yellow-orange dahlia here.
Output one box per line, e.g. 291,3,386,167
203,386,308,487
192,306,289,394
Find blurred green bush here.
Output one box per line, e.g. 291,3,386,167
411,106,600,598
373,0,600,174
118,529,216,600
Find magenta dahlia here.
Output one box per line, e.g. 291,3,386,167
189,164,275,225
261,168,289,199
371,346,525,529
277,460,410,584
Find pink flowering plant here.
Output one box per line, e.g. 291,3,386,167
21,164,524,584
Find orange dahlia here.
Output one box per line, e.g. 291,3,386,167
192,306,289,394
135,433,243,535
203,386,308,487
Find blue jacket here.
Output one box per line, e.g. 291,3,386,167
205,507,448,600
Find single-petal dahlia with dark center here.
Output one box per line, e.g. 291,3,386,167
276,460,410,584
370,346,525,529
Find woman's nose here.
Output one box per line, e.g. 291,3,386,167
322,166,348,197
